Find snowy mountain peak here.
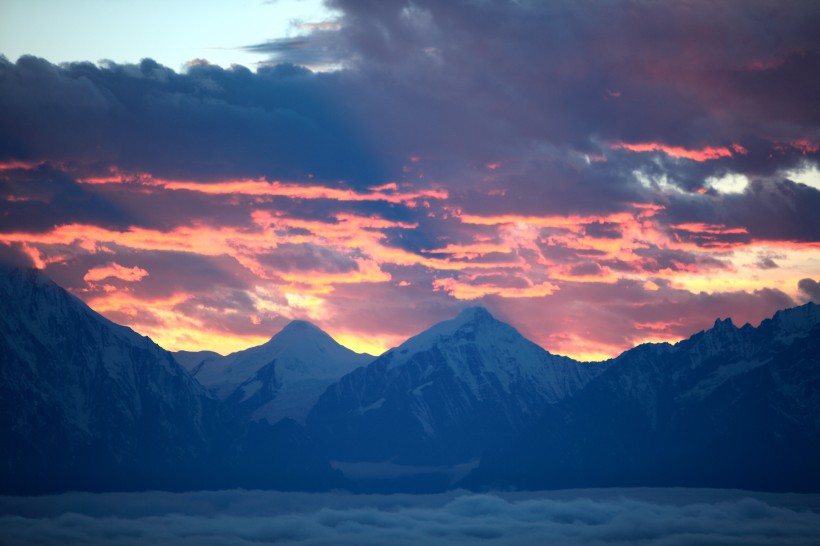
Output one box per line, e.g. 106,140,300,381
273,319,326,339
454,306,495,324
307,306,608,465
385,306,518,367
262,319,336,349
767,302,820,335
188,319,372,425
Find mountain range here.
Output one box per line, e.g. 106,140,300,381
465,304,820,492
306,307,607,468
0,267,342,494
1,265,817,494
181,320,371,425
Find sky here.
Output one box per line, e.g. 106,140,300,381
1,0,819,360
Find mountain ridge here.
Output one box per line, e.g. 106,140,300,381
306,306,609,467
2,264,817,494
0,266,344,494
463,301,820,492
187,317,373,425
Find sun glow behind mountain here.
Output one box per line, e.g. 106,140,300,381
1,1,819,361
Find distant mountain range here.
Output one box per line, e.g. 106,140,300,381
306,307,607,467
181,320,371,425
0,267,342,494
464,304,820,492
1,265,818,494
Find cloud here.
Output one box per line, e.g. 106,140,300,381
84,263,149,282
242,35,344,69
0,489,818,545
799,278,820,303
0,56,386,185
1,1,819,358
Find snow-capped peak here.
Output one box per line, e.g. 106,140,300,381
767,302,820,336
188,319,372,424
266,319,330,345
386,307,515,363
453,306,494,324
193,320,366,392
380,306,575,392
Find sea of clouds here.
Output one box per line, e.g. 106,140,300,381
1,488,819,545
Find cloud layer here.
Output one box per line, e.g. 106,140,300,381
1,0,819,358
1,489,819,545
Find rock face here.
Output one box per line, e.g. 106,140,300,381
187,320,372,425
306,307,608,466
0,267,342,494
464,303,820,492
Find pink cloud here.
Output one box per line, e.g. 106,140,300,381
609,142,746,161
84,263,149,282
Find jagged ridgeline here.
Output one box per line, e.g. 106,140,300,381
0,267,343,494
305,307,608,467
464,304,820,492
1,265,818,494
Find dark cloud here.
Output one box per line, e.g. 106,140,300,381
1,1,818,357
0,242,35,269
0,489,818,545
45,251,254,299
256,243,359,273
583,222,622,239
662,179,820,243
0,56,386,184
799,278,820,303
243,33,344,68
0,165,130,232
313,0,820,187
757,257,779,269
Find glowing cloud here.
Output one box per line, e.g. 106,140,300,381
84,263,149,282
610,142,746,161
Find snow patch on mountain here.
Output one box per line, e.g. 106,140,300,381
307,307,609,465
189,320,372,424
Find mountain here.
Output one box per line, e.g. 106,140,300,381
0,267,343,494
464,303,820,492
187,321,372,424
173,349,221,372
306,307,608,467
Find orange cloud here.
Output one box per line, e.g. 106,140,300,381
422,242,513,259
789,139,820,155
84,263,149,282
458,211,637,231
0,160,40,171
609,142,745,161
433,275,558,299
78,173,449,205
671,223,750,236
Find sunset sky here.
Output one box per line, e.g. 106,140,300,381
1,0,819,360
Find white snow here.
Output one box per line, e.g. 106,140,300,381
190,320,372,423
383,307,602,404
355,398,386,415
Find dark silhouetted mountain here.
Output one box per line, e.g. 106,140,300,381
186,320,372,424
306,307,608,467
464,303,820,492
0,267,343,494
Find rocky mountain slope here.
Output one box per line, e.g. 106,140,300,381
464,303,820,492
186,320,372,424
0,267,342,494
307,307,608,466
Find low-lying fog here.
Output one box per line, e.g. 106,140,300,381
2,488,819,545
